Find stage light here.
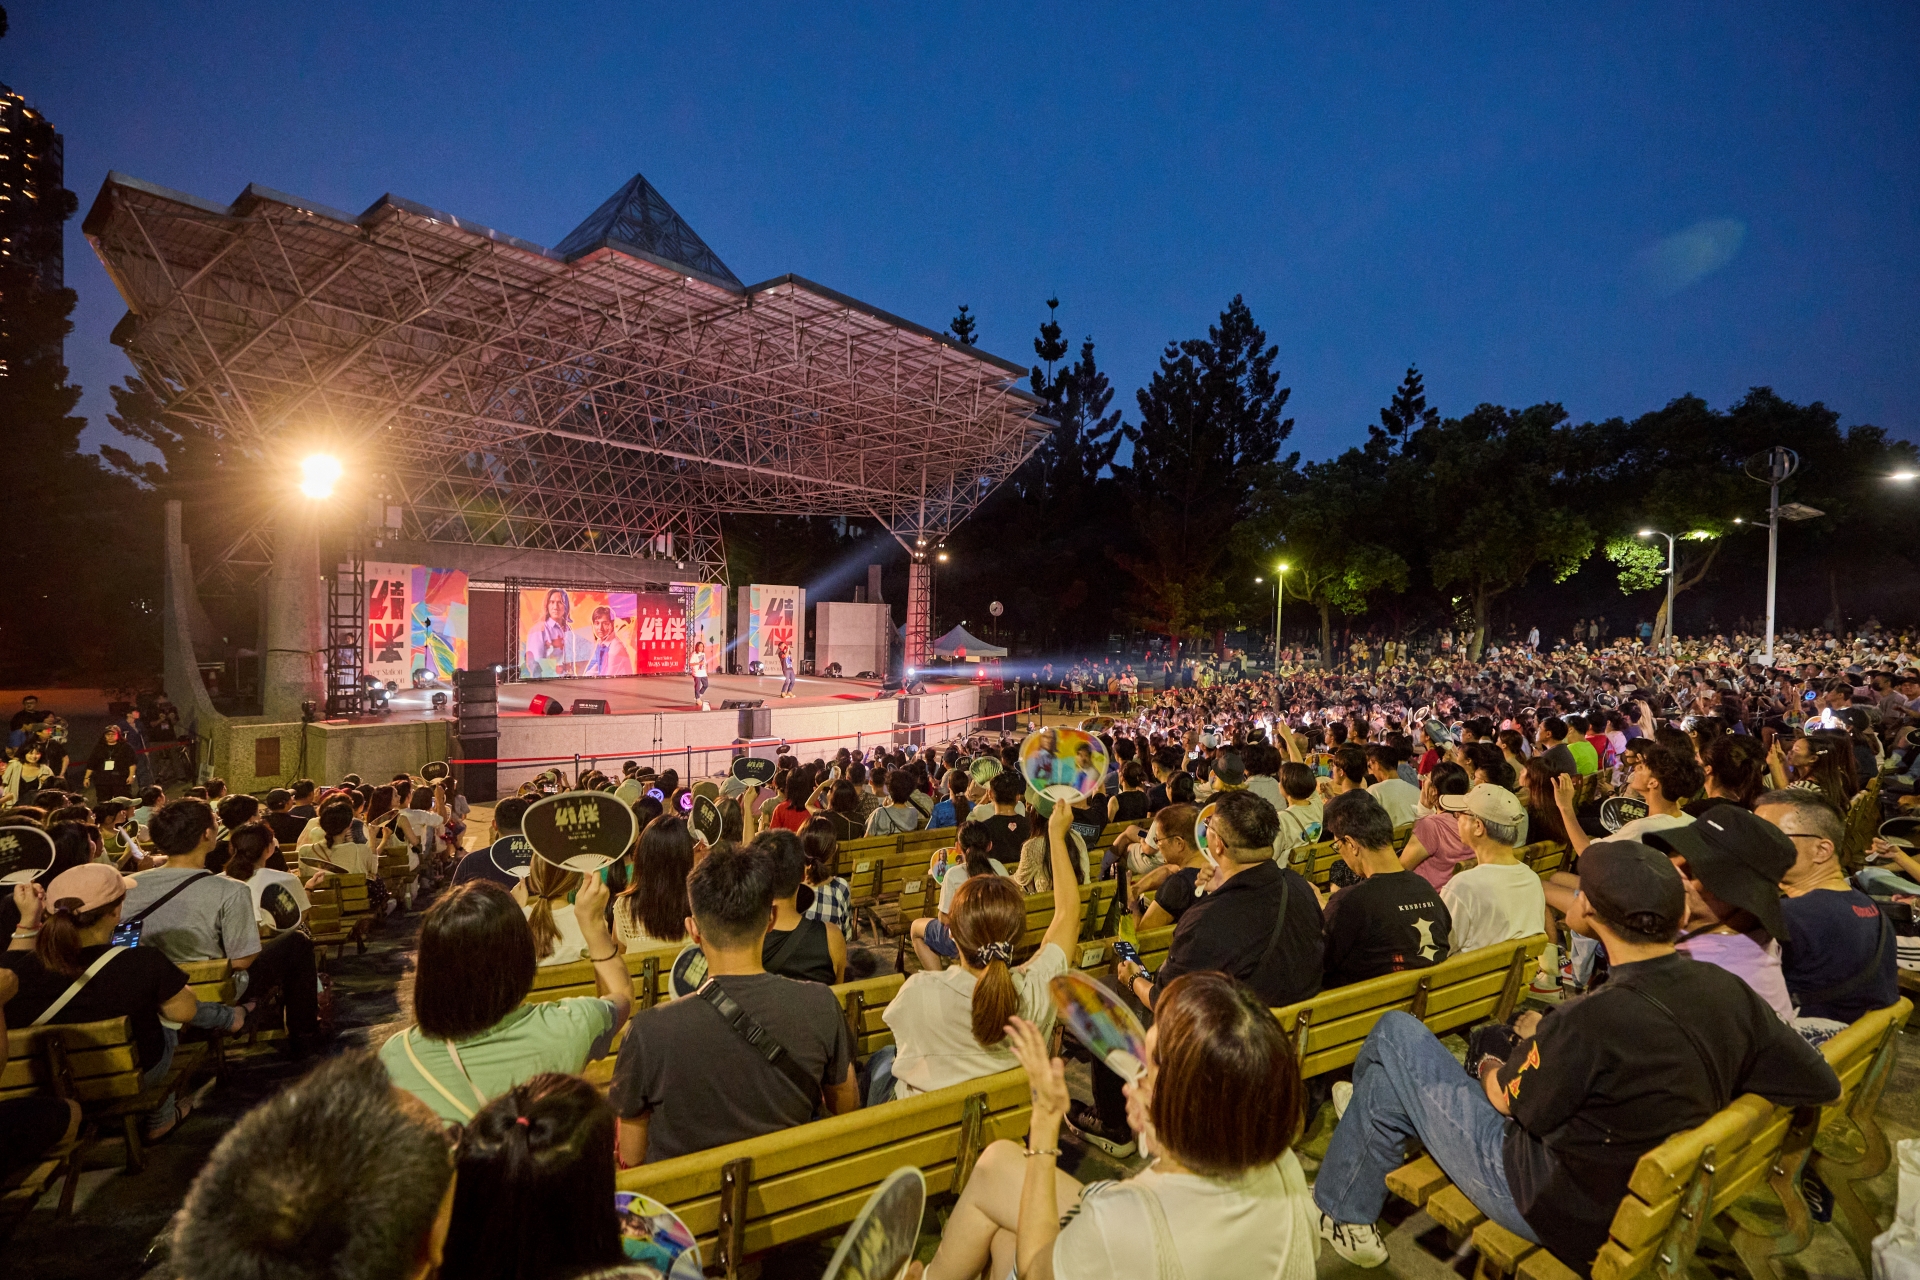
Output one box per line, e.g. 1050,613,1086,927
937,552,949,562
430,692,448,710
299,454,343,499
1892,471,1918,482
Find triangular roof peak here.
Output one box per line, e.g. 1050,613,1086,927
555,172,742,289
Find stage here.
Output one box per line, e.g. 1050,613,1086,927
373,672,992,791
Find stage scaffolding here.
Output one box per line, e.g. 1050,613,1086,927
84,171,1053,663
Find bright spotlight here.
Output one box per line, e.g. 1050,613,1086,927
1636,529,1653,537
1276,562,1289,573
1892,470,1918,482
299,454,343,499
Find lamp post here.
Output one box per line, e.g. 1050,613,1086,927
1256,564,1290,671
1636,530,1675,655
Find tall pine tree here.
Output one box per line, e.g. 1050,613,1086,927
947,304,979,346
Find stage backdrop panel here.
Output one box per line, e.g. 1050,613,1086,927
735,585,804,672
815,602,890,678
517,587,685,679
670,582,728,666
366,562,469,685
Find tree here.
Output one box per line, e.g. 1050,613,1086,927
1367,364,1440,459
1251,464,1408,660
1112,296,1294,656
1416,403,1595,659
947,304,978,347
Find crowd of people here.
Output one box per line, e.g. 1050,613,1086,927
2,621,1914,1278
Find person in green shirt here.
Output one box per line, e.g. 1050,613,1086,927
1537,716,1597,776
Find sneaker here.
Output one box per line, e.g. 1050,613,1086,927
1065,1101,1137,1158
1332,1081,1353,1119
1319,1213,1390,1268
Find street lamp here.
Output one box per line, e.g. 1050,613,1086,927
1743,448,1824,667
1636,530,1675,655
298,454,342,500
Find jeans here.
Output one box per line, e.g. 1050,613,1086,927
1312,1012,1538,1241
865,1043,898,1107
142,1025,180,1130
781,670,796,695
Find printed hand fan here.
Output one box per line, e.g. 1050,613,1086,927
523,790,637,873
820,1166,927,1280
613,1189,702,1278
0,826,55,885
1049,971,1149,1083
1019,727,1109,803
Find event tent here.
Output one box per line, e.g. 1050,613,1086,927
932,625,1007,660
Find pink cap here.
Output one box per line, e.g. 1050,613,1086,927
44,863,136,914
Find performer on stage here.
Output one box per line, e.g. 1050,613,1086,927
691,642,710,707
779,644,797,698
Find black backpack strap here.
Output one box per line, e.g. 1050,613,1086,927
1246,868,1295,984
123,870,214,929
695,979,822,1108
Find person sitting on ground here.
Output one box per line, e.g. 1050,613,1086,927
170,1053,457,1280
1014,805,1090,892
614,814,695,953
1399,762,1474,889
1642,806,1798,1021
3,864,206,1142
878,801,1080,1105
754,828,846,985
865,769,927,837
1320,790,1452,990
799,818,851,930
1364,745,1420,827
1312,840,1840,1273
1757,787,1899,1042
1076,790,1324,1157
221,821,312,938
926,972,1318,1280
443,1073,643,1280
1128,803,1209,929
608,844,858,1165
453,795,532,890
1436,784,1546,953
381,880,632,1124
519,857,590,968
299,794,380,879
912,823,1012,971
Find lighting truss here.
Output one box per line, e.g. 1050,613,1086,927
83,173,1053,584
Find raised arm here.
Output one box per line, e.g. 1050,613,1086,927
1552,773,1591,856
1039,800,1082,958
574,875,634,1035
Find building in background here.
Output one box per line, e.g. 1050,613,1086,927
0,79,69,372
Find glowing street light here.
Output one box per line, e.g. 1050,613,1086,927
1892,470,1918,482
299,454,343,500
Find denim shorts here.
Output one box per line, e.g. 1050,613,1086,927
921,918,959,958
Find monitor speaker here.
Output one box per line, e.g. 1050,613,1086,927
570,699,610,715
896,696,923,724
737,706,772,740
720,698,764,709
528,694,565,715
453,738,497,803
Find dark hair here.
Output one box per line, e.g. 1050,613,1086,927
1363,744,1402,773
949,875,1025,1048
800,818,838,886
988,769,1023,805
1542,716,1568,742
1793,731,1859,810
319,796,357,848
37,884,123,977
1150,973,1303,1176
216,794,261,830
493,796,530,833
1324,789,1394,849
829,780,860,815
954,822,998,878
171,1053,454,1280
1464,741,1515,789
1153,745,1184,774
1331,745,1368,785
1637,745,1704,805
365,784,396,827
1703,734,1768,807
1756,786,1845,846
224,821,277,883
442,1074,621,1280
1426,761,1470,800
784,772,811,809
414,883,537,1039
885,772,916,806
290,778,317,800
686,844,774,948
1522,758,1569,845
1211,790,1279,857
753,828,807,898
149,798,216,857
621,814,695,943
1168,772,1197,804
138,785,165,808
1120,760,1146,789
1278,762,1317,802
204,778,228,800
265,788,292,810
1153,802,1200,846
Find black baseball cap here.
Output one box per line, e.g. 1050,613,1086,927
1642,808,1794,942
1578,840,1686,936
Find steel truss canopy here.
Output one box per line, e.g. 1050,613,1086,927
83,170,1052,579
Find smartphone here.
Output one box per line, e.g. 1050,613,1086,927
1804,691,1818,702
110,918,143,948
1112,939,1141,966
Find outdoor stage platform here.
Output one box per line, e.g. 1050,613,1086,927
377,673,993,792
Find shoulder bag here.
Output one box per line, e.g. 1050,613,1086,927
695,978,823,1108
30,946,130,1026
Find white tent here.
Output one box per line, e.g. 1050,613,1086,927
932,625,1008,660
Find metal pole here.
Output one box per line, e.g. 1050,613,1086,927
1274,579,1283,671
1663,533,1675,656
1764,452,1783,667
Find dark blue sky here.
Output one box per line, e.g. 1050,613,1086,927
12,2,1918,462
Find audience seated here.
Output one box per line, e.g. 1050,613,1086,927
170,1053,456,1280
613,813,695,952
865,770,927,836
1364,745,1420,826
382,881,631,1124
912,824,1012,970
1435,784,1546,952
298,794,380,878
755,828,847,984
608,844,857,1165
928,972,1318,1280
521,857,592,967
221,820,312,937
1129,802,1207,929
1313,840,1839,1273
799,817,851,928
1398,761,1473,888
1643,805,1798,1020
1014,807,1089,891
1320,790,1452,990
454,795,531,889
0,968,83,1186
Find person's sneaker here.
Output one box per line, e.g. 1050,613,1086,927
1332,1081,1353,1119
1065,1101,1136,1158
1319,1213,1390,1268
1527,967,1561,996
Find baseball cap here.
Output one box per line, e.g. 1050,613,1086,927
719,776,748,800
1438,783,1527,830
45,863,136,914
1642,808,1794,942
1577,840,1686,936
1212,751,1248,787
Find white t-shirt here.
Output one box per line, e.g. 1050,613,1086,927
1611,812,1695,843
235,868,311,933
1368,778,1422,828
1053,1153,1318,1280
524,902,591,967
938,859,1010,915
1246,775,1284,809
883,941,1068,1098
300,838,379,879
1439,862,1546,953
398,809,446,865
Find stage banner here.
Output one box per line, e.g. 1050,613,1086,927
670,582,728,666
367,564,470,685
735,584,803,670
518,587,685,679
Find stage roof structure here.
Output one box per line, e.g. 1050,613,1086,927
83,170,1053,584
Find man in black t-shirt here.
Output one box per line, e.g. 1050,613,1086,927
1315,840,1838,1274
262,788,309,848
972,770,1028,868
1320,790,1450,989
1759,788,1898,1031
452,796,533,889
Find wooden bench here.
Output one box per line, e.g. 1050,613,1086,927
377,848,416,910
1386,998,1912,1280
305,872,374,956
0,1015,210,1214
1518,840,1568,877
615,1066,1030,1280
893,878,1124,967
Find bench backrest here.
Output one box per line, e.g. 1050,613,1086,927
616,1066,1030,1278
308,873,372,918
0,1016,144,1105
1519,840,1568,878
179,957,238,1005
1289,840,1340,887
1274,934,1548,1078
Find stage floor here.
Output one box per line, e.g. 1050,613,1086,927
363,671,936,724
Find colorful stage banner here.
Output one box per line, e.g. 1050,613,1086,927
671,582,728,667
366,563,469,685
518,587,686,679
735,584,803,670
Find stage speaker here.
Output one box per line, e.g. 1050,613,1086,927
720,698,764,709
453,737,498,804
891,722,927,747
980,690,1018,732
737,706,772,740
456,713,498,738
896,696,923,724
570,699,610,715
528,694,565,715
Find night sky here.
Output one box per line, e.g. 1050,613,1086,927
12,2,1918,462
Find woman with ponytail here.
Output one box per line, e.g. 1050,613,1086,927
518,856,589,966
5,864,205,1140
875,800,1081,1104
